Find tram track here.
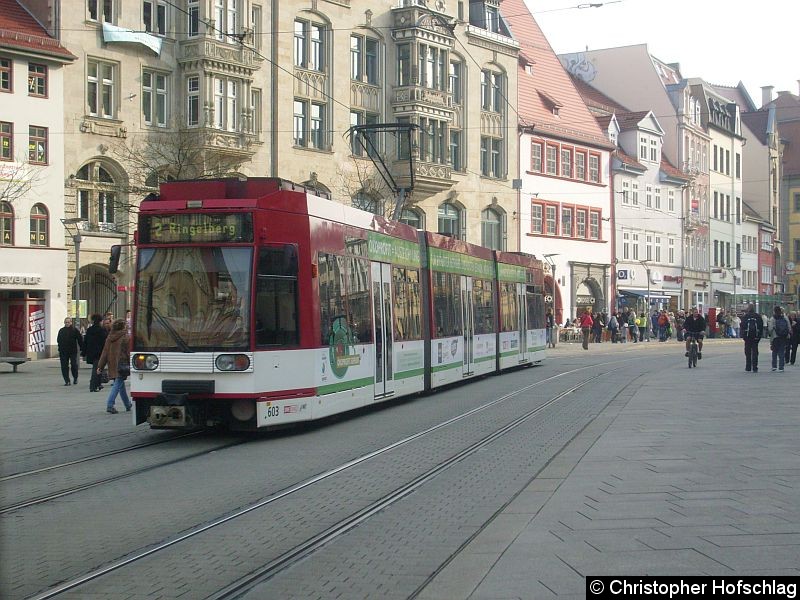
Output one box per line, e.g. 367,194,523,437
27,354,649,600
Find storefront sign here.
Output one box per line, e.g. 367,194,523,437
663,275,682,283
576,295,596,304
0,273,41,285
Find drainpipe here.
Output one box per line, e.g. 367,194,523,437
270,0,279,177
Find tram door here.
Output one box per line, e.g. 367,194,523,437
371,262,394,399
518,283,529,362
461,276,475,376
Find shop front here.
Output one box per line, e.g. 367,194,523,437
0,249,67,359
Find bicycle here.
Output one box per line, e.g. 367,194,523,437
687,334,698,368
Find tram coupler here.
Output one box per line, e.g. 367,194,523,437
149,393,189,427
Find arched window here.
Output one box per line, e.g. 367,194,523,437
75,161,120,231
399,208,423,230
438,202,462,239
481,207,504,250
0,201,13,245
29,203,48,246
352,191,383,216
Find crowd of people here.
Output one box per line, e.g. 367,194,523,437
549,305,800,371
56,310,132,413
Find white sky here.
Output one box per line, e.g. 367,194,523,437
525,0,798,108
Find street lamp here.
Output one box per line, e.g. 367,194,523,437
639,259,651,314
61,217,87,325
543,253,559,307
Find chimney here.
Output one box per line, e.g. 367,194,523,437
761,85,774,108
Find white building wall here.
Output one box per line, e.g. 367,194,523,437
0,54,69,357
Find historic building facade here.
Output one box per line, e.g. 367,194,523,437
0,0,75,358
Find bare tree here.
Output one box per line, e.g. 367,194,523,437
0,158,44,205
111,117,252,189
337,156,396,216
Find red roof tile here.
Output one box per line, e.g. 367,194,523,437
501,0,613,150
614,149,645,171
660,157,689,181
615,111,651,132
741,110,769,146
0,0,75,61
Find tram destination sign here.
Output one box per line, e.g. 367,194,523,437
140,213,253,244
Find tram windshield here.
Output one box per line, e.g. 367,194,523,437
134,247,252,351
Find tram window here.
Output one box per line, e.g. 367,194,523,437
499,282,518,332
319,253,346,345
345,256,372,343
526,286,545,330
473,279,495,335
392,267,422,341
255,245,299,346
432,271,462,337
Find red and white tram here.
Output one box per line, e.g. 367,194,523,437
125,178,546,431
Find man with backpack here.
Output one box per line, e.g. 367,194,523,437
740,304,763,373
770,306,791,372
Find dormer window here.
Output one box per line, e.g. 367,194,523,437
469,1,505,34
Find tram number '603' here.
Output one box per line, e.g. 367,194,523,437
266,406,280,417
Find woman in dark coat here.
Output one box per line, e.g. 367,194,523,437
83,314,107,392
96,319,131,414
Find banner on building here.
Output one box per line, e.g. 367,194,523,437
28,305,46,353
8,305,25,352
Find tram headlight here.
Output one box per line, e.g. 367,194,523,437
215,354,251,371
133,354,159,370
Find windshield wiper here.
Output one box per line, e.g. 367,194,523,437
150,304,194,353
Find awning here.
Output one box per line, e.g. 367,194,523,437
618,289,670,301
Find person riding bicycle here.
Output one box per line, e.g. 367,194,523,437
683,307,706,360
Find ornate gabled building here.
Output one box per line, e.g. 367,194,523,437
503,0,614,323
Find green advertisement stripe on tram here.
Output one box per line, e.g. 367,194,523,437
317,376,374,396
431,362,462,373
395,368,425,380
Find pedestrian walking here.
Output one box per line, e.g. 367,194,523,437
607,312,619,343
579,307,594,350
592,312,604,344
96,319,132,413
769,306,790,372
740,304,763,373
731,313,741,338
657,310,669,342
83,313,108,392
628,310,639,343
56,317,84,386
788,312,799,366
675,310,686,342
545,308,555,348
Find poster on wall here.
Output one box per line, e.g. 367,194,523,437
8,305,25,352
28,305,46,353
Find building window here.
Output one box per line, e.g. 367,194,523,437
400,208,423,230
714,239,719,266
76,162,120,231
668,189,675,212
251,88,262,134
0,58,11,92
0,201,13,245
187,0,200,36
449,60,462,105
28,63,47,97
561,207,572,237
531,141,542,172
213,77,238,131
669,238,675,264
480,137,502,178
294,20,325,71
143,0,167,35
351,35,379,85
29,203,48,246
88,0,113,23
449,129,462,171
481,207,503,250
560,148,572,178
545,145,557,175
589,154,600,183
655,235,661,262
438,202,462,239
795,193,800,212
214,0,239,42
575,151,586,180
142,70,168,127
0,122,11,160
293,100,306,146
28,126,47,164
576,209,586,238
794,238,800,262
621,180,630,204
654,187,661,210
639,136,647,160
623,230,630,260
646,185,653,208
481,70,503,112
632,232,639,259
187,76,200,126
631,182,639,206
397,43,411,86
421,118,447,164
87,60,115,118
645,234,653,261
251,4,262,49
531,203,542,235
545,205,557,235
650,139,658,162
589,212,600,240
419,44,447,91
352,191,382,215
